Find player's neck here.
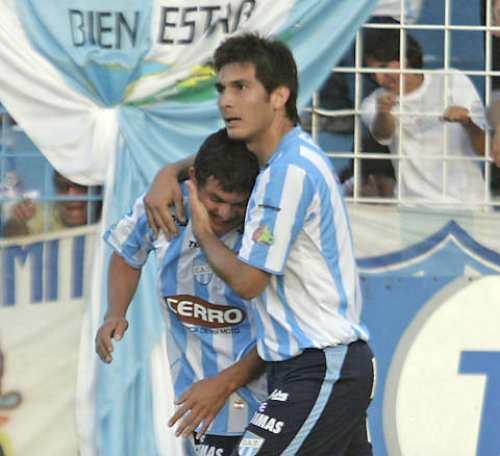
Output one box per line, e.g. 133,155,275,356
247,117,295,166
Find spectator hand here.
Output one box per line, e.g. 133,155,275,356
143,167,185,240
377,92,397,114
168,375,232,439
95,316,129,364
10,198,36,222
442,106,471,125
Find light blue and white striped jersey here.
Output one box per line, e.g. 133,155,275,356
104,186,266,436
238,127,369,362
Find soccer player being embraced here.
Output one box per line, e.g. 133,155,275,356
95,130,266,455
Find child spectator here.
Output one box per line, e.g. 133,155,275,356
361,29,488,205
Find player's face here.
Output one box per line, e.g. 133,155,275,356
216,62,276,147
366,58,403,95
197,176,249,237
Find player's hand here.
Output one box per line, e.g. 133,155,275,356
442,106,471,124
492,126,500,167
10,198,36,222
144,167,185,240
95,317,129,364
377,91,397,114
186,180,213,240
168,375,232,439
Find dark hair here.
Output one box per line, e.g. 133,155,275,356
194,129,259,194
214,33,300,124
363,29,423,69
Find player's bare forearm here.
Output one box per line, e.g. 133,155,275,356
160,155,194,182
95,252,141,363
169,347,265,437
225,346,265,390
106,252,141,319
372,111,395,143
197,229,269,299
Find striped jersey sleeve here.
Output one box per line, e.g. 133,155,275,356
103,195,156,268
239,163,315,275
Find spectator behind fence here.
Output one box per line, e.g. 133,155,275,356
2,171,101,237
360,29,488,206
311,0,421,198
317,0,423,129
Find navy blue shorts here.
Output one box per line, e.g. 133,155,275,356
233,340,375,455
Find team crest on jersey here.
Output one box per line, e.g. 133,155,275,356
252,225,274,245
164,294,246,328
238,431,265,455
192,256,213,285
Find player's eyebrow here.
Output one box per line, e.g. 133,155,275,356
215,79,251,92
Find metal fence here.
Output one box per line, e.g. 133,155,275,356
304,0,500,209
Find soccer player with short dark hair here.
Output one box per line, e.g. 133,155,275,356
146,33,375,456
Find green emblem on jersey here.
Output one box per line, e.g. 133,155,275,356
253,225,274,245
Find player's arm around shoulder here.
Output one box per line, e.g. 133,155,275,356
143,155,195,239
204,236,269,300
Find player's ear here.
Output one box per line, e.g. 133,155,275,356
271,85,290,112
271,85,290,110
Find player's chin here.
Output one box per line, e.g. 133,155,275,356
225,125,247,141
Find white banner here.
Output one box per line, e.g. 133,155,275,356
0,226,98,456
